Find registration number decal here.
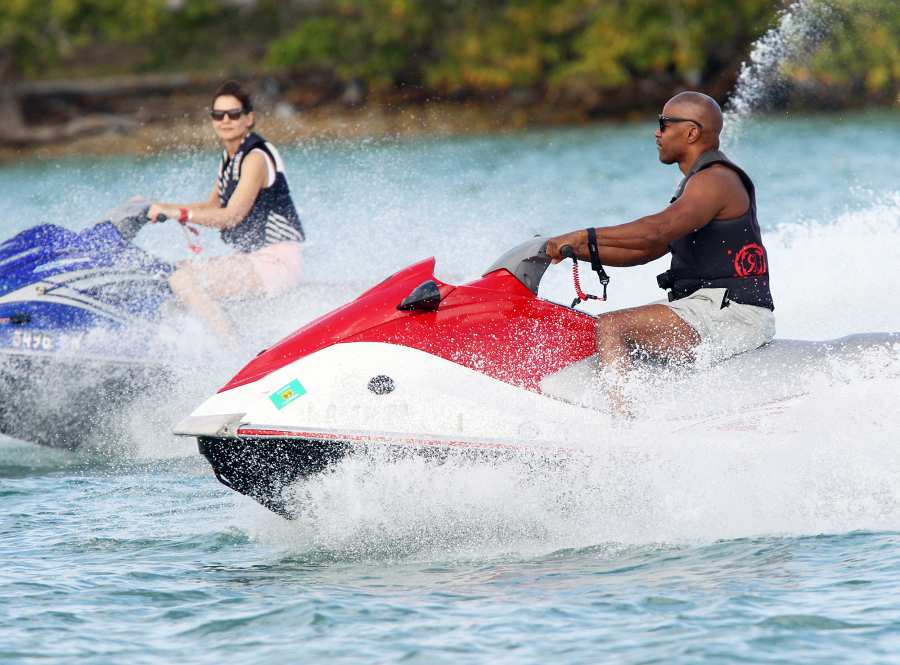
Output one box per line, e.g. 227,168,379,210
10,330,54,351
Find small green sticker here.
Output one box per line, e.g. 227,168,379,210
269,378,306,409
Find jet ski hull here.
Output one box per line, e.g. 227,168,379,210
0,349,171,449
182,331,900,516
197,430,552,518
177,338,602,516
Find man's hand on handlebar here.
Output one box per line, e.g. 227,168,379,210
546,230,589,263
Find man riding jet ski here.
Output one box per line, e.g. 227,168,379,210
174,234,898,517
0,200,177,448
546,91,773,413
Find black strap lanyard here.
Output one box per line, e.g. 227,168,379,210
586,227,610,300
568,227,610,307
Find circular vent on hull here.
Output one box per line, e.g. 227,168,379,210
367,375,395,395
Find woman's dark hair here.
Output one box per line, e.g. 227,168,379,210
211,80,253,112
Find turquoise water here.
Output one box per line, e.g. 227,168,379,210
2,112,900,663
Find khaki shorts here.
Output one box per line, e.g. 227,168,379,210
663,288,775,363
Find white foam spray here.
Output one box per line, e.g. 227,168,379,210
241,361,900,561
723,0,834,145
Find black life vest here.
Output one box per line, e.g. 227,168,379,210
217,132,305,253
658,149,774,310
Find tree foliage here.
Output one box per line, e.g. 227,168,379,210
1,0,897,108
792,0,900,101
265,0,776,94
0,0,165,77
266,0,899,104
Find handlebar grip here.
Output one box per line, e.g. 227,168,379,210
560,245,576,260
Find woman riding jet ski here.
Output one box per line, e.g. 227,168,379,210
174,238,899,518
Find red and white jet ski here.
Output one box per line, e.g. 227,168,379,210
175,238,900,516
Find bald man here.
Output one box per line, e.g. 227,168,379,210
545,91,774,411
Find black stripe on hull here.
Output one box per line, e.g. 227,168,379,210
198,436,349,518
197,436,525,519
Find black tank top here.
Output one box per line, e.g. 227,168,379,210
661,149,774,310
218,132,305,253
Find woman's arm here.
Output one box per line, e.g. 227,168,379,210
149,152,268,228
155,186,220,211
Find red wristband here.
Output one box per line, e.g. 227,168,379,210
179,207,189,223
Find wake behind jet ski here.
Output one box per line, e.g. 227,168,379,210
174,238,900,517
0,200,175,448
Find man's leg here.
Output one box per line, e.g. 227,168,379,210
168,256,265,344
595,304,701,413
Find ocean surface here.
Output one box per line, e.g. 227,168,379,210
2,110,900,663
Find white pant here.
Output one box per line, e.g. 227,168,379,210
662,288,776,364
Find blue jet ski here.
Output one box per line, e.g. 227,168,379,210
0,200,174,448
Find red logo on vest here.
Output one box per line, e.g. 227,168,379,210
733,243,767,277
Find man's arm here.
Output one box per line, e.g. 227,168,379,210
547,168,739,266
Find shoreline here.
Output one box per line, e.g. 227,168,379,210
1,101,894,165
0,101,595,163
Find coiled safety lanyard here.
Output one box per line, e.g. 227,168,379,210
569,227,610,308
179,221,203,254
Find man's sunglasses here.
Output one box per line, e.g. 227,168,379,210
658,114,704,132
209,108,247,121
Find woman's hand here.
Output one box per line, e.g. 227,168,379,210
147,203,180,223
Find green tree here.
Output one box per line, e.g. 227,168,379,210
0,0,165,78
793,0,900,102
2,0,898,112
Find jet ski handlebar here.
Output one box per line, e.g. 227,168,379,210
482,236,554,294
482,238,607,307
102,198,202,253
105,199,155,242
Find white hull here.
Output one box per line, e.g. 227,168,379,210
176,341,612,453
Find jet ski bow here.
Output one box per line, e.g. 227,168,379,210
175,238,621,515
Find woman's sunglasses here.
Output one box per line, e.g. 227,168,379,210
209,108,247,121
658,115,704,132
